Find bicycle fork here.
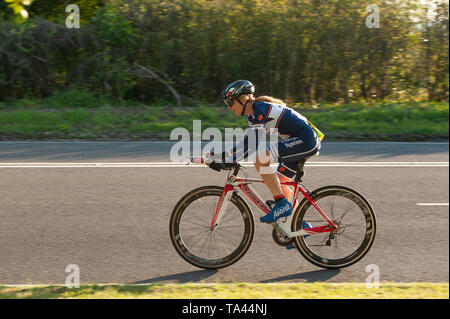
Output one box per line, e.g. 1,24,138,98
210,184,234,230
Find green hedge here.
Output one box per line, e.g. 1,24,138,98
0,0,448,104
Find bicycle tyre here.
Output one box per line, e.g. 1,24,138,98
169,186,254,270
291,185,376,269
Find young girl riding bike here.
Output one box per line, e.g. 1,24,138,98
209,80,322,223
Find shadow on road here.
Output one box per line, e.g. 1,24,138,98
260,269,340,283
129,270,218,284
131,269,340,284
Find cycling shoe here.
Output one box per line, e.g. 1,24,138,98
260,198,292,223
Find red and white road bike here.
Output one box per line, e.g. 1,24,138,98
169,159,376,269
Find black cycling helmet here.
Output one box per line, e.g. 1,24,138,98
222,80,255,107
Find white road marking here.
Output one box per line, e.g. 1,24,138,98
416,203,449,206
0,141,448,144
0,162,448,168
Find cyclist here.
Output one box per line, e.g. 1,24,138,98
209,80,322,224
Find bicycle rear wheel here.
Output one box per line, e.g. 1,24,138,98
169,186,254,270
292,185,376,269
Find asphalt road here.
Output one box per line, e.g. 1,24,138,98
0,141,448,285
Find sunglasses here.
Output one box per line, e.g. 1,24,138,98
223,98,235,107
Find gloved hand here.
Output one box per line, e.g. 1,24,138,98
209,161,223,171
203,152,214,165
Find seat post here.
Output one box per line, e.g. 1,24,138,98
295,159,306,182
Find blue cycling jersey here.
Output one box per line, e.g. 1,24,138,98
223,101,316,162
248,101,313,138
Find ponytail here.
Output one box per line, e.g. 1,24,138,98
252,95,286,106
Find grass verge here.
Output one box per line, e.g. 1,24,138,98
0,283,448,299
0,101,448,141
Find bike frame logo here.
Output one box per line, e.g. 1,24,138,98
170,120,279,164
239,184,269,211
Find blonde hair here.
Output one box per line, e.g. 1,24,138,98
239,94,286,106
252,95,286,106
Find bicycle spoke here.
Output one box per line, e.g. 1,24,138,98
187,209,211,227
338,231,360,242
180,226,210,233
217,224,243,229
211,230,234,257
187,230,211,252
183,228,210,239
220,211,236,225
211,232,221,256
198,231,212,256
338,201,356,223
172,189,253,266
304,232,329,247
211,197,217,219
183,219,210,228
214,228,241,242
338,223,358,229
212,231,233,256
295,188,375,268
328,196,336,221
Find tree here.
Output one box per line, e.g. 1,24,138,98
3,0,34,21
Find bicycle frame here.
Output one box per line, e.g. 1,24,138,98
210,174,338,239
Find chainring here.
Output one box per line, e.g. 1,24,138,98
272,228,294,247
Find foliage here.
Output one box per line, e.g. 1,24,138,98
0,102,447,141
0,0,448,104
0,283,448,299
2,0,34,21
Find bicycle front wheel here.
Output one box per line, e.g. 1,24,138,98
292,185,376,269
169,186,254,270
